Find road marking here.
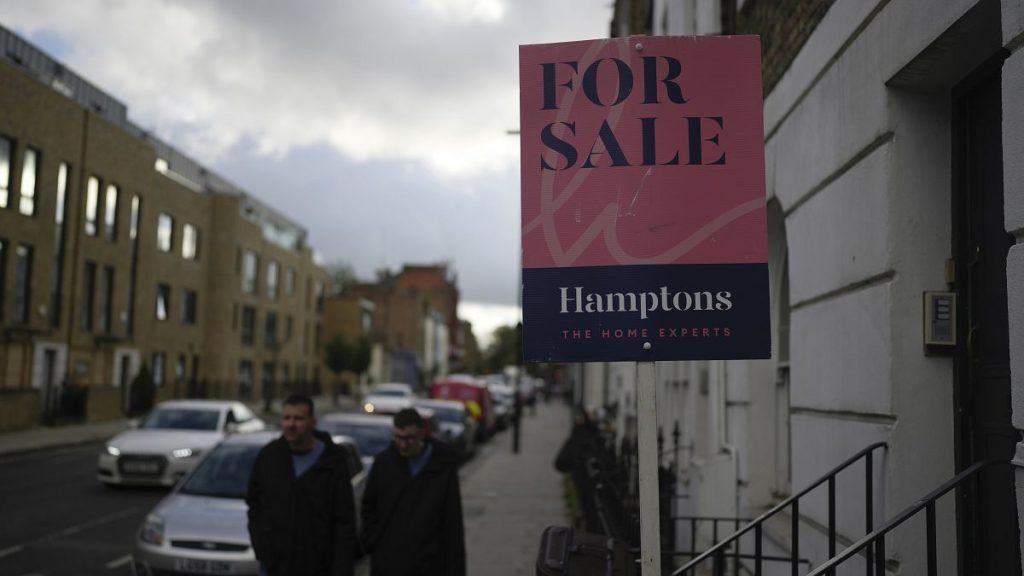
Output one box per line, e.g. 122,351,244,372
0,544,23,558
105,554,132,569
1,507,141,555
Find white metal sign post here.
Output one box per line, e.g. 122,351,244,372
637,359,660,574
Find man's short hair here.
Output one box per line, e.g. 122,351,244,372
282,394,314,417
393,408,424,429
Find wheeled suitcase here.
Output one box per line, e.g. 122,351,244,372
536,526,636,575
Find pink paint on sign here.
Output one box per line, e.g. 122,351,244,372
520,36,767,269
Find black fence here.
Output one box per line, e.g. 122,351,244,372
561,423,677,572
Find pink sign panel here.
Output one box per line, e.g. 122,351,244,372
520,35,770,362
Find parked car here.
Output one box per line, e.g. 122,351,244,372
412,398,477,460
98,399,265,487
486,381,515,431
362,382,415,415
319,412,395,470
131,430,366,576
430,376,495,441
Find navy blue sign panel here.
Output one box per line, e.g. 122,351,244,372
522,263,771,362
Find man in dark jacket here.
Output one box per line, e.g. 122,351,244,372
246,394,356,576
361,408,466,576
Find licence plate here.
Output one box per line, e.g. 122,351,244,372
175,558,233,574
122,461,160,474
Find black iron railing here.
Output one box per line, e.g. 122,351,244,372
807,460,1004,576
670,442,888,576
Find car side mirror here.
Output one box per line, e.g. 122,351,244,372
225,422,241,434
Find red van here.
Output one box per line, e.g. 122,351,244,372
430,376,495,441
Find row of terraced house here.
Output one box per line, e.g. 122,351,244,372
563,0,1024,574
0,24,468,432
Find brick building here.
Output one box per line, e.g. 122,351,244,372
347,263,460,388
0,24,330,430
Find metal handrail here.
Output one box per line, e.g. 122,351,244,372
671,441,887,576
807,459,1003,576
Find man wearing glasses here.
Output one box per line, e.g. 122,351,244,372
361,408,466,575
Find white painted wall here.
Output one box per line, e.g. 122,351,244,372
628,0,1024,571
1003,2,1024,566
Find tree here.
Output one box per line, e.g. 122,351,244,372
484,324,521,373
326,261,358,294
352,336,372,379
324,335,354,397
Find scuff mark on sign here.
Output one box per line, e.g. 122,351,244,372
626,167,653,216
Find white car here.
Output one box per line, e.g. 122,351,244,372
98,399,265,487
362,382,415,415
131,431,366,576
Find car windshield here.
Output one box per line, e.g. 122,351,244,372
179,444,259,498
370,389,407,397
141,408,221,431
322,422,392,457
426,406,463,423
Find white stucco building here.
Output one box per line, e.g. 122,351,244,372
571,0,1024,572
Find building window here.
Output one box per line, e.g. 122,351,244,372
18,148,38,216
267,261,278,300
175,355,186,385
0,136,11,208
152,352,165,386
50,163,69,329
265,312,278,348
285,315,293,342
0,240,6,320
315,280,324,312
182,223,198,260
241,305,256,346
104,184,118,240
157,213,173,252
129,195,141,240
98,266,114,334
182,289,197,325
238,360,253,400
242,250,258,294
84,177,100,236
286,268,295,296
155,283,170,321
81,261,96,330
12,245,32,324
55,163,68,226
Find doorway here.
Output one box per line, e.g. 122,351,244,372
951,56,1021,575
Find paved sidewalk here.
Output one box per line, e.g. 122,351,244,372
0,395,347,458
462,400,572,576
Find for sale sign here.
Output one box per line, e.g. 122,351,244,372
519,35,770,362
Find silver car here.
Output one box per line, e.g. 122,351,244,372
131,430,366,576
319,412,394,470
361,382,414,415
98,399,266,487
412,398,477,460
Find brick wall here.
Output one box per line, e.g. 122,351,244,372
733,0,837,95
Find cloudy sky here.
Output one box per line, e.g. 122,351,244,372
0,0,614,345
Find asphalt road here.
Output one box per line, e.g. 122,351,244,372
0,423,509,576
0,443,165,576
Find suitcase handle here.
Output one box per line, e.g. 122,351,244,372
570,542,614,576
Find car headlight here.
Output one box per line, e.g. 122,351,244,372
139,513,165,545
171,448,199,459
364,403,375,413
105,444,121,457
